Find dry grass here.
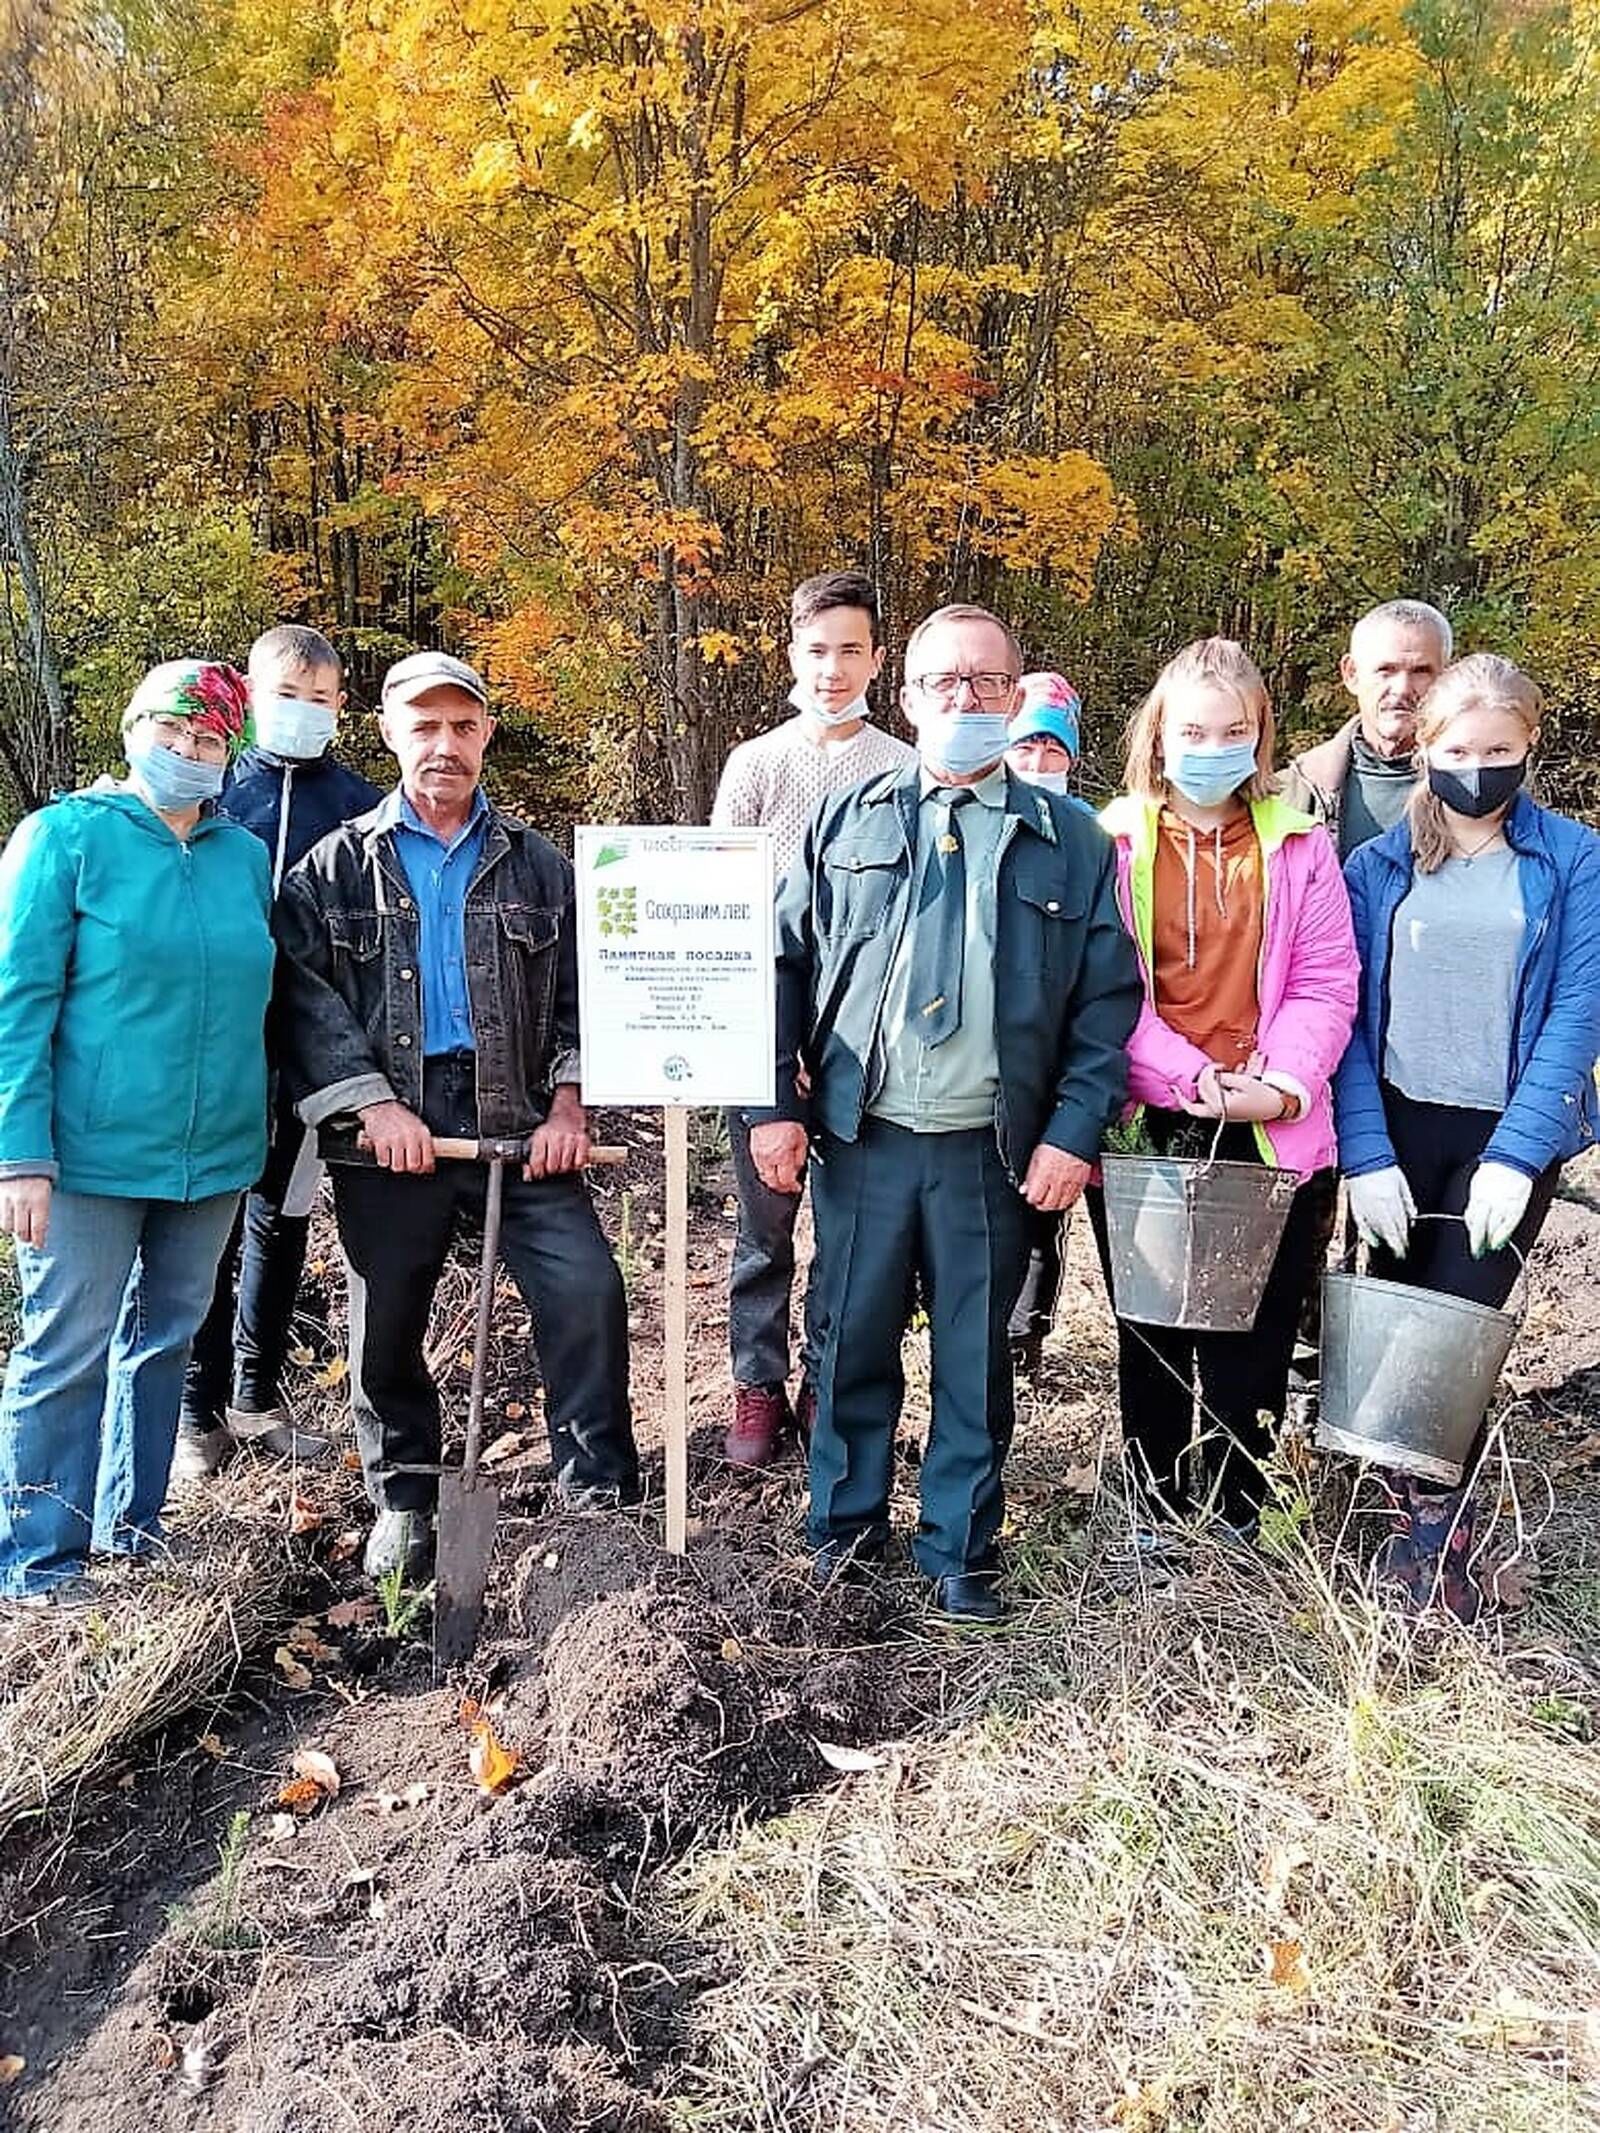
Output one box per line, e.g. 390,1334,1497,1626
0,1488,310,1847
663,1474,1600,2133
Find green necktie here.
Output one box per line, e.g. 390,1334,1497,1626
907,789,972,1048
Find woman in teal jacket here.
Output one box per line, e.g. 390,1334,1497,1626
0,662,273,1601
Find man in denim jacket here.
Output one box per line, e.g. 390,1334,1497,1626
275,652,637,1578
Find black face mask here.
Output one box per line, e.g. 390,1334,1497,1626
1426,758,1528,820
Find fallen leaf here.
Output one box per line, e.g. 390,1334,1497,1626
467,1717,522,1794
1267,1937,1312,1994
367,1780,430,1817
503,1400,527,1420
152,2034,177,2072
287,1344,315,1368
328,1525,362,1559
720,1636,744,1662
290,1749,341,1798
541,1551,559,1571
340,1450,363,1473
289,1495,323,1536
196,1732,227,1761
1552,1429,1600,1474
309,1259,327,1278
1260,1841,1312,1905
273,1647,313,1691
317,1355,348,1389
0,2056,24,2086
369,1889,388,1921
813,1739,884,1775
268,1812,298,1843
325,1598,380,1630
288,1619,337,1660
480,1430,526,1468
181,2035,221,2091
275,1776,325,1815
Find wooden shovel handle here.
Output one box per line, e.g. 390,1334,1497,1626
428,1138,627,1166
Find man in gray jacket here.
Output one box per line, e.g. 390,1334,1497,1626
1280,599,1451,857
748,605,1141,1621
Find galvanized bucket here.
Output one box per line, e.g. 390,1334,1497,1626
1100,1117,1299,1332
1315,1219,1524,1486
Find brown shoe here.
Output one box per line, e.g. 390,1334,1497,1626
725,1382,792,1469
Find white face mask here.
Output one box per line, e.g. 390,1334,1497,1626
1021,769,1072,795
789,683,870,729
254,695,338,760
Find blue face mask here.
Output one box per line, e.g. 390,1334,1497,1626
253,695,337,760
924,712,1012,779
1166,741,1258,808
125,739,226,810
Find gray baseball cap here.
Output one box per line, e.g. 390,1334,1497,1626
381,650,489,712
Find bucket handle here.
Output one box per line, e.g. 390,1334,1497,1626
1198,1089,1230,1173
1348,1210,1530,1326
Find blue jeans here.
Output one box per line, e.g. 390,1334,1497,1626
0,1189,240,1595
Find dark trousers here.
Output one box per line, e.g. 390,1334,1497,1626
183,1108,311,1425
807,1118,1031,1579
1369,1085,1557,1307
1089,1119,1331,1524
726,1107,820,1389
330,1055,637,1514
1369,1085,1559,1610
1008,1207,1065,1345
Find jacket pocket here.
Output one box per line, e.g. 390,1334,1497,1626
498,904,560,955
821,852,902,940
327,909,383,961
1013,881,1088,979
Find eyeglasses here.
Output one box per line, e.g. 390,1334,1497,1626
908,671,1018,705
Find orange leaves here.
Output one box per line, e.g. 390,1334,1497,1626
460,1697,522,1795
276,1749,341,1817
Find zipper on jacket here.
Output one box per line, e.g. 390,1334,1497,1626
179,836,206,1200
272,764,296,896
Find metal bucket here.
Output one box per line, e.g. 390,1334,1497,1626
1100,1122,1298,1332
1315,1221,1522,1485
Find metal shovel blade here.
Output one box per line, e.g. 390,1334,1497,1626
432,1154,507,1671
433,1466,501,1667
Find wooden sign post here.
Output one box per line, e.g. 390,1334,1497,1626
574,827,776,1555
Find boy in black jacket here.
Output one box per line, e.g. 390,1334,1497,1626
175,626,382,1477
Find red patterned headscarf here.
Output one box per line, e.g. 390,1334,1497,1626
122,660,252,757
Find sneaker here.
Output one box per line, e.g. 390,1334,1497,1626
172,1422,237,1481
725,1382,793,1469
226,1404,333,1463
362,1510,435,1582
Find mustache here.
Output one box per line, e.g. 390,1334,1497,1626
419,756,471,773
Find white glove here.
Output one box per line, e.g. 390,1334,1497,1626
1464,1161,1532,1258
1347,1166,1416,1257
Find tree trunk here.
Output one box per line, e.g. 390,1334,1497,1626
0,386,69,801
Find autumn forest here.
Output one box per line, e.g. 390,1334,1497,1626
2,0,1596,823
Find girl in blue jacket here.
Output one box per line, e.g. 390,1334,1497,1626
1335,654,1600,1617
0,662,274,1602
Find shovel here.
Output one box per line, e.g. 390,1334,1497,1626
320,1127,625,1667
428,1136,625,1668
433,1148,508,1668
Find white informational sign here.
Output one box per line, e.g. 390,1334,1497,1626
574,825,776,1109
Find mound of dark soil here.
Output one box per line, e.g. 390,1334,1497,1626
8,1500,910,2133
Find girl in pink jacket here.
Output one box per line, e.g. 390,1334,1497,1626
1093,638,1359,1539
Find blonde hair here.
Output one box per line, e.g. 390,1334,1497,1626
1122,637,1277,801
1408,653,1542,873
